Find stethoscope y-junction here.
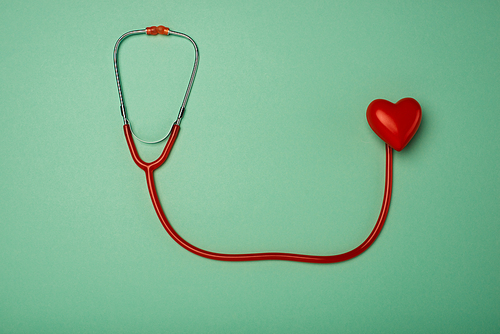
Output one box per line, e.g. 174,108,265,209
113,25,422,264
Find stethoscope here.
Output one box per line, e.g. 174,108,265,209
113,26,422,264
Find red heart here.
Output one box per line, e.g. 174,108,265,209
366,98,422,151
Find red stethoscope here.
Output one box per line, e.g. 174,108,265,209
113,26,422,264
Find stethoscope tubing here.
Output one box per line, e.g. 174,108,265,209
124,123,393,263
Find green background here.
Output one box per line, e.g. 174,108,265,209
1,0,499,332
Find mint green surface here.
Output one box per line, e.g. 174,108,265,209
1,0,499,332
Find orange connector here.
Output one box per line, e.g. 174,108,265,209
146,25,169,35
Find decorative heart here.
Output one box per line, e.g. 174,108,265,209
366,98,422,151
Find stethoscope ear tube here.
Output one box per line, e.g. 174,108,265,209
114,26,198,144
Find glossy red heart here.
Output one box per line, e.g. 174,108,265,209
366,98,422,151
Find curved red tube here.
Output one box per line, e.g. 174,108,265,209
124,124,393,263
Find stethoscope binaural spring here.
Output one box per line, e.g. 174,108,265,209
113,25,422,264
